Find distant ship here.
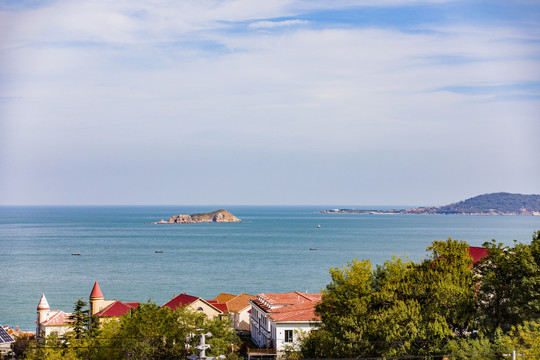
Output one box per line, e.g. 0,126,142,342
155,249,164,253
71,252,81,256
317,224,321,228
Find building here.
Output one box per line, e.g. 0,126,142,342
249,292,321,354
468,246,488,264
0,326,15,357
88,281,140,324
36,294,72,338
162,293,229,319
34,282,231,333
214,293,256,332
89,282,229,323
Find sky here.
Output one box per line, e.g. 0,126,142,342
1,0,539,206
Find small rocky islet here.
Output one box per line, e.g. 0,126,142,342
154,209,241,224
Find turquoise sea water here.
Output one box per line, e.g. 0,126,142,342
1,205,539,331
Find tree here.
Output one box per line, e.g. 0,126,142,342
497,321,540,359
301,238,476,359
23,333,79,360
11,333,35,359
416,239,476,336
443,335,497,360
68,298,91,340
88,302,240,360
474,231,540,333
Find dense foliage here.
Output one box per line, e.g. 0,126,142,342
22,302,240,360
300,232,540,359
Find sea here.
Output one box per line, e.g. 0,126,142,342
1,205,539,331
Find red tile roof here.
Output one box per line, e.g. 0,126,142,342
95,300,139,318
209,302,229,314
89,281,104,299
41,310,72,326
253,292,321,323
469,246,488,263
251,299,271,312
258,292,321,306
162,293,199,310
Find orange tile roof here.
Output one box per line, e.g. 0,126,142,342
269,308,319,322
268,302,320,322
214,293,236,303
258,292,321,306
226,293,256,313
253,292,321,323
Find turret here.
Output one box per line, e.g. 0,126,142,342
37,294,50,336
89,281,105,315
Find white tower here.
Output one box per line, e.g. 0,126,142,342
36,294,50,337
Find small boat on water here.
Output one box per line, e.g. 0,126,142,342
155,249,164,253
310,248,319,251
317,224,321,228
71,252,81,256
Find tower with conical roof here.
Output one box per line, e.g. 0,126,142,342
89,281,114,317
36,294,50,336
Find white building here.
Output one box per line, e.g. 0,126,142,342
249,292,321,354
36,294,72,338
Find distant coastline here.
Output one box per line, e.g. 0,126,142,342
320,192,540,216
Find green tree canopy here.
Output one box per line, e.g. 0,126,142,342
474,231,540,333
302,238,476,358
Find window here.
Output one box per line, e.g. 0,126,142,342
197,307,204,311
284,330,293,343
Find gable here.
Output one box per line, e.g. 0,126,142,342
162,293,199,310
95,300,139,318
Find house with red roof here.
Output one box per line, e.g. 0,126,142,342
468,246,488,264
36,294,73,338
249,292,321,354
162,293,229,320
88,281,132,324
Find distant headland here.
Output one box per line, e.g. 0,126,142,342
154,209,241,224
320,192,540,216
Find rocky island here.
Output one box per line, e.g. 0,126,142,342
320,193,540,216
154,209,241,224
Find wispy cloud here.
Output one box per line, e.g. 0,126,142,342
249,19,309,29
1,0,539,205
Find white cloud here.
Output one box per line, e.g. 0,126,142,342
1,0,539,204
249,19,309,29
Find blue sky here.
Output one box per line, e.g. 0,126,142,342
1,0,539,206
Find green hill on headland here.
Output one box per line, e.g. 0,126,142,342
321,192,540,215
435,192,540,215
